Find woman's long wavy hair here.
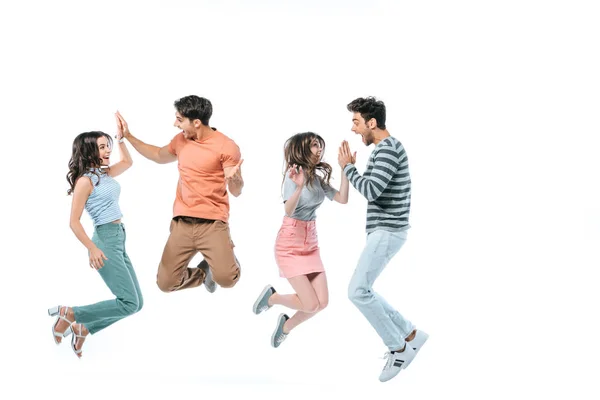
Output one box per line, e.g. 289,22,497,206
282,132,332,190
66,131,112,195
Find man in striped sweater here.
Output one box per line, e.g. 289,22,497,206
339,97,428,383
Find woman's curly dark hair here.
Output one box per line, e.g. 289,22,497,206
66,131,112,195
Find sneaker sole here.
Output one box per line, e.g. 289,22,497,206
252,284,273,315
379,368,402,383
198,260,216,293
271,313,287,348
203,273,216,293
204,282,216,293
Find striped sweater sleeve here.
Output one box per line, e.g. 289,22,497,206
343,143,403,202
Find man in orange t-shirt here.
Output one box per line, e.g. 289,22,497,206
117,95,243,293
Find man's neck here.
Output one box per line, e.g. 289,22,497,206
194,125,216,141
372,129,391,145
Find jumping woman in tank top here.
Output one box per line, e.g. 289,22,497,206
47,113,142,358
252,132,349,347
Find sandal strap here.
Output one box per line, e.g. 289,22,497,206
52,312,73,335
60,307,74,325
74,324,87,338
71,331,84,354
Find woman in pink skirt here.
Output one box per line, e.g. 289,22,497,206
252,132,349,348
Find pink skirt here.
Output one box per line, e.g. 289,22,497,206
274,216,325,278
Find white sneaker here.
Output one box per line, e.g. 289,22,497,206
406,329,429,361
378,345,416,382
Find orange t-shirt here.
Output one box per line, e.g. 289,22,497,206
167,130,241,222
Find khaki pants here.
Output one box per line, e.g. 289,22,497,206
156,217,241,292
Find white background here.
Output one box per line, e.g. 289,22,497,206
1,0,599,398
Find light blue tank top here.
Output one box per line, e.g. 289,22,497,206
84,169,123,226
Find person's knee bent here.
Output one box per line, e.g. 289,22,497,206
317,297,329,312
119,298,139,315
156,265,178,292
215,276,238,288
156,278,171,293
348,281,368,304
136,293,144,313
301,297,320,313
347,281,357,302
213,263,240,288
156,275,176,293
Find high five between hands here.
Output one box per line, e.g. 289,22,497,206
115,111,131,142
113,110,243,184
289,140,355,187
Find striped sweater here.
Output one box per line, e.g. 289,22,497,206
343,136,411,233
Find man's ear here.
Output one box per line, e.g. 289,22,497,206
368,118,377,129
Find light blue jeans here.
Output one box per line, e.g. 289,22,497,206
348,229,414,351
73,223,143,335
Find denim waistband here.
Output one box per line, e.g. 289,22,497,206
95,222,125,232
